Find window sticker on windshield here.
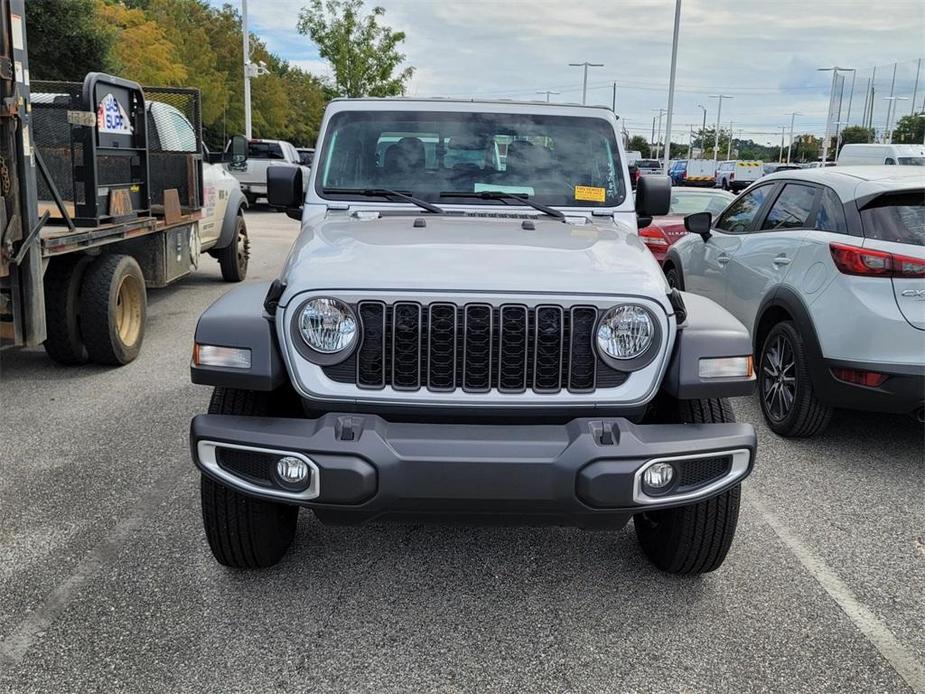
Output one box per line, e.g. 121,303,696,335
575,185,605,203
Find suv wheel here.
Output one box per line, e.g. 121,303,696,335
200,387,299,568
634,397,741,575
758,321,832,437
664,265,683,290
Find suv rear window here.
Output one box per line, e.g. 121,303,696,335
248,142,285,159
860,192,925,246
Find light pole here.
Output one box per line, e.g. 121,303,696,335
709,95,732,163
786,112,800,163
611,82,617,112
653,108,667,159
778,126,786,162
726,120,733,159
697,104,707,158
536,90,559,103
884,96,909,143
569,62,604,105
818,66,850,164
242,0,251,139
661,0,682,175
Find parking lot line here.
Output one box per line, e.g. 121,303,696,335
747,492,925,694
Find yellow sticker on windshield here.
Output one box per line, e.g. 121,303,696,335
574,185,605,202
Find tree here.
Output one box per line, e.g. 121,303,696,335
627,135,649,154
837,125,874,152
26,0,115,80
790,134,820,163
96,2,187,85
891,113,925,145
297,0,413,97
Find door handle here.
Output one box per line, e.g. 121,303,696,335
772,255,792,266
717,253,731,265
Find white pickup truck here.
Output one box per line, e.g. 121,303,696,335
225,139,310,205
714,160,763,192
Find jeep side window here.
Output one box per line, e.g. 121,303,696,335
714,186,770,233
814,188,848,233
760,183,817,230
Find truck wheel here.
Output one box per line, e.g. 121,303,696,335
217,215,248,282
79,254,146,365
758,321,832,438
43,255,91,365
634,396,741,574
200,387,299,568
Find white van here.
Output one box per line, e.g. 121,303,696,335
837,144,925,166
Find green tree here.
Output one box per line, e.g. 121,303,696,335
26,0,115,80
790,134,820,163
97,2,187,85
297,0,413,97
627,135,649,154
891,113,925,145
838,125,874,152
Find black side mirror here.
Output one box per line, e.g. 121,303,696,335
230,134,248,169
635,175,671,216
267,165,303,218
684,211,712,241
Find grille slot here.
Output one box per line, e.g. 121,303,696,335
678,455,732,490
323,301,631,394
216,448,275,487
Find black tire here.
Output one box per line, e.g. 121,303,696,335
244,193,258,207
79,254,146,365
217,215,248,282
200,387,299,568
664,264,683,290
634,396,741,575
758,321,832,437
43,255,92,365
721,178,729,191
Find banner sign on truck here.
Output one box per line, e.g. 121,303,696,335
97,93,133,135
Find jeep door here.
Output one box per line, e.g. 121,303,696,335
723,182,817,332
683,184,774,306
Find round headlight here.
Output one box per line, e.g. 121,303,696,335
596,304,655,360
298,298,358,353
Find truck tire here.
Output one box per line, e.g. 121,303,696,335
217,215,248,282
634,396,741,574
200,387,299,568
79,254,146,365
43,255,92,365
758,321,832,438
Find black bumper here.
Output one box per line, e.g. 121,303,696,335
815,359,925,416
190,413,756,528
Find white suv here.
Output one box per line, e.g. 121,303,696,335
664,166,925,437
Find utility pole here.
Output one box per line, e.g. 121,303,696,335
818,66,850,164
653,108,667,159
536,90,559,103
912,58,922,118
651,115,657,156
697,104,707,159
779,126,786,163
611,82,617,112
242,0,252,139
709,94,732,164
569,62,604,105
833,70,853,154
726,120,733,159
786,112,800,163
861,77,871,131
845,69,857,124
661,0,682,175
688,125,694,158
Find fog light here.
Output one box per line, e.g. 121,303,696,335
642,462,675,491
276,456,310,487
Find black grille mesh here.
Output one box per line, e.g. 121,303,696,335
678,456,732,490
325,302,630,394
216,448,275,487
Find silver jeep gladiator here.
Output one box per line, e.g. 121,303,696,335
189,98,757,575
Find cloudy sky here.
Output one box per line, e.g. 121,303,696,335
217,0,924,147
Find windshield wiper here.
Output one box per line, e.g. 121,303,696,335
438,190,565,220
322,187,445,214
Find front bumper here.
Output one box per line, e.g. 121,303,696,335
191,413,756,528
240,183,268,196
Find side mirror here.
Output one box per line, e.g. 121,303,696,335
267,165,303,218
230,134,248,169
635,175,671,217
684,211,712,241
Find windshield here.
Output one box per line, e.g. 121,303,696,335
897,157,925,166
637,159,660,169
248,142,284,159
669,191,735,216
317,110,625,207
860,192,925,246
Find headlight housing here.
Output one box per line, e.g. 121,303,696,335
596,304,658,367
298,297,358,354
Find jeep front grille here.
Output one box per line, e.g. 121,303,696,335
322,302,628,394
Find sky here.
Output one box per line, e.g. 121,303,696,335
213,0,925,148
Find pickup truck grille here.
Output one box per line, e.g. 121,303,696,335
323,302,628,394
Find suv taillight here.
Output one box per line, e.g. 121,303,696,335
830,243,925,278
640,226,669,248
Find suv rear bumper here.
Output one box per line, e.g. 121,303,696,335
190,413,756,528
817,358,925,416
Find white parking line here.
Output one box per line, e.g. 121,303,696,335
747,492,925,694
0,473,181,667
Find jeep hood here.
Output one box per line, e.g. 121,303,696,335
279,213,668,304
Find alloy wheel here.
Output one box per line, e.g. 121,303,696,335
762,334,796,421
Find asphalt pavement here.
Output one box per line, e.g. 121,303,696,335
1,209,923,694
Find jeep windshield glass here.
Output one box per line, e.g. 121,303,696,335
315,109,626,208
